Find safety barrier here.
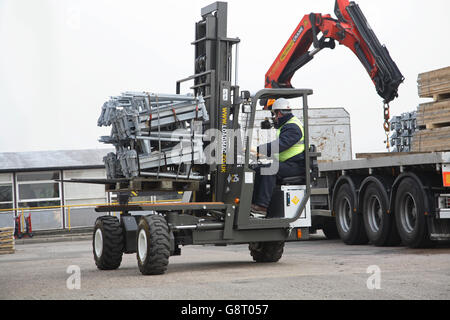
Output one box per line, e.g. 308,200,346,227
0,199,182,233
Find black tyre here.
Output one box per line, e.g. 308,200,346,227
249,241,284,263
362,183,401,246
93,216,124,270
322,217,340,240
137,215,170,275
395,178,433,248
334,183,368,245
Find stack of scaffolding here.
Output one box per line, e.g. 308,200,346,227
0,228,15,255
412,66,450,152
390,112,417,153
98,92,209,180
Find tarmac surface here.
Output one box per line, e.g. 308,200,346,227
1,233,450,300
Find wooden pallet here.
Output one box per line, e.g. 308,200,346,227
413,66,450,152
418,66,450,100
412,127,450,152
417,99,450,129
0,228,15,255
0,233,13,241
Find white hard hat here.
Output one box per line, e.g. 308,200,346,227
271,98,291,111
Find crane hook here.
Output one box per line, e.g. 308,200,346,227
383,103,391,150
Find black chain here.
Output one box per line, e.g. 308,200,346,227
383,103,391,150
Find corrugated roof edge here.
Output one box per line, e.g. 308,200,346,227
0,148,115,172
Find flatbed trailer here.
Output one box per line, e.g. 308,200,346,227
310,151,450,248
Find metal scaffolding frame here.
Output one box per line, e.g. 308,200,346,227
98,92,208,180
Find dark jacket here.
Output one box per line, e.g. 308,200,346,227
258,113,305,164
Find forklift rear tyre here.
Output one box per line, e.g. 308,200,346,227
137,215,170,275
93,216,124,270
249,241,284,263
334,184,368,245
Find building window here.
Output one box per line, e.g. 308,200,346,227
18,183,59,201
0,173,13,209
0,174,14,228
63,169,108,229
0,185,13,209
17,171,60,182
16,171,61,208
16,171,62,230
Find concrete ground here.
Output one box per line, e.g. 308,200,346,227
1,233,450,300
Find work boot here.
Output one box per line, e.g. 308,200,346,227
251,204,268,218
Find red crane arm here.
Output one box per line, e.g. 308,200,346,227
265,0,404,105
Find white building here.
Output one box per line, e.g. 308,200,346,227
0,149,114,232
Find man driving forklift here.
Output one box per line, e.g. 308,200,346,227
251,98,306,217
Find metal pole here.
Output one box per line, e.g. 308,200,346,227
234,42,239,88
139,172,204,181
21,208,24,234
68,207,71,231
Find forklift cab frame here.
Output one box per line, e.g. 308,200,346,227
233,88,313,230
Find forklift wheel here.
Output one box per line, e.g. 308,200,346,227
249,241,284,263
137,215,170,275
93,216,124,270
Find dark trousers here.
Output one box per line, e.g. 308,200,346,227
252,159,305,208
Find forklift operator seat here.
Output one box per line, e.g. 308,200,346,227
277,176,306,186
276,145,318,186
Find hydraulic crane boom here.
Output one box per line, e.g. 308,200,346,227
265,0,404,105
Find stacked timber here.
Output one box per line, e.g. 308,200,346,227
0,227,15,255
412,66,450,152
417,66,450,101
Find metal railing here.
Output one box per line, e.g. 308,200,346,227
0,199,182,232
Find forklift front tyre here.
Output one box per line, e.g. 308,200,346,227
93,216,124,270
249,241,284,263
137,215,170,275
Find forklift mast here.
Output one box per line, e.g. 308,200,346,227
177,2,240,203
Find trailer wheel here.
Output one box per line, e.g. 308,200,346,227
93,216,124,270
249,241,284,263
362,183,400,246
394,178,433,248
334,184,368,245
137,215,170,275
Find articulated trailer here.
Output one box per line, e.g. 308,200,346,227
310,152,450,248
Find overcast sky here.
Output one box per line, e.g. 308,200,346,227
1,0,449,156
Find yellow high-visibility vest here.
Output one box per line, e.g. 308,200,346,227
275,116,305,162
